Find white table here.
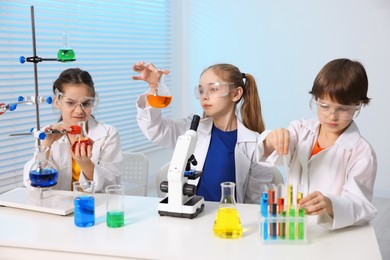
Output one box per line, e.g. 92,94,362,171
0,189,382,260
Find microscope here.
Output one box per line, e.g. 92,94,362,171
158,115,205,219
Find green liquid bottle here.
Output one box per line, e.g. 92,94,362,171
57,49,75,62
106,211,125,228
57,32,76,62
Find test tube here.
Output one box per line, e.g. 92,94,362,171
276,184,284,238
270,203,277,239
287,184,293,210
288,206,296,240
297,184,305,240
261,192,269,240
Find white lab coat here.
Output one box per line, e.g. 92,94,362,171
23,117,123,193
265,118,377,230
136,94,274,204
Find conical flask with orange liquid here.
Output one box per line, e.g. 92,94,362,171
213,182,243,239
147,73,172,108
71,121,92,153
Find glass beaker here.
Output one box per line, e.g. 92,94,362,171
213,182,243,239
29,145,58,188
57,32,76,62
72,121,92,153
147,73,172,108
73,181,95,227
105,184,125,228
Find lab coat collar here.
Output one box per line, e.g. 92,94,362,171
197,116,258,143
309,119,361,150
335,121,360,150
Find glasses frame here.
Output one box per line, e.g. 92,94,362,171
194,82,235,99
55,89,99,112
310,98,362,120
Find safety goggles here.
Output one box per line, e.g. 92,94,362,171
310,99,361,120
194,82,235,99
55,89,99,112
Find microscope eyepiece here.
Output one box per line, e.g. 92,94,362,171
190,115,200,131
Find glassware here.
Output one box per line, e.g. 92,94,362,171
147,73,172,108
29,145,58,188
213,182,243,239
73,181,95,227
71,121,92,153
57,32,76,62
105,184,125,228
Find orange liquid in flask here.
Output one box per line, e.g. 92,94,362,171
147,94,172,108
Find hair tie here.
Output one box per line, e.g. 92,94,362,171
241,73,246,79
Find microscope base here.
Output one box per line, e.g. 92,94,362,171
158,196,205,219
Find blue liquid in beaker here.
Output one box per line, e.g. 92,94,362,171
74,196,95,227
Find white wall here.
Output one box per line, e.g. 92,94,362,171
175,0,390,198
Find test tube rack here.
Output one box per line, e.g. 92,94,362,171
259,184,308,244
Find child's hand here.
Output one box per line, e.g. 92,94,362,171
70,139,94,180
71,139,93,160
42,123,73,148
264,128,290,156
132,61,169,89
299,191,334,217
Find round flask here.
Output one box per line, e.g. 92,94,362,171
29,145,58,188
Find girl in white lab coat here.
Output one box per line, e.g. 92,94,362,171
133,62,275,203
23,68,122,192
263,58,377,229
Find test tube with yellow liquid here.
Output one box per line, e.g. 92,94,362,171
297,184,305,240
213,182,242,239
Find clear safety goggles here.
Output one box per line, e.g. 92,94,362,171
310,98,361,120
55,89,99,112
194,82,235,99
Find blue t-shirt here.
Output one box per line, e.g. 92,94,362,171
197,125,237,202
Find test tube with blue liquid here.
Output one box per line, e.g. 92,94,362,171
261,192,268,240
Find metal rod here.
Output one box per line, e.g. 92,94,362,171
30,5,41,146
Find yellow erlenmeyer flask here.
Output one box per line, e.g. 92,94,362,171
213,182,243,239
147,73,172,108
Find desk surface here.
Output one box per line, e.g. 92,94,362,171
0,188,382,260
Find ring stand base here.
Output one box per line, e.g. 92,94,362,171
0,187,74,215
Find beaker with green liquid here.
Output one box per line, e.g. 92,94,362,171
213,182,242,239
57,32,75,62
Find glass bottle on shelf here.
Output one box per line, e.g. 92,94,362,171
213,182,243,239
57,32,76,62
147,73,172,108
71,121,92,153
29,145,58,188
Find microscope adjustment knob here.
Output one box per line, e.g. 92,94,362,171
183,183,197,197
